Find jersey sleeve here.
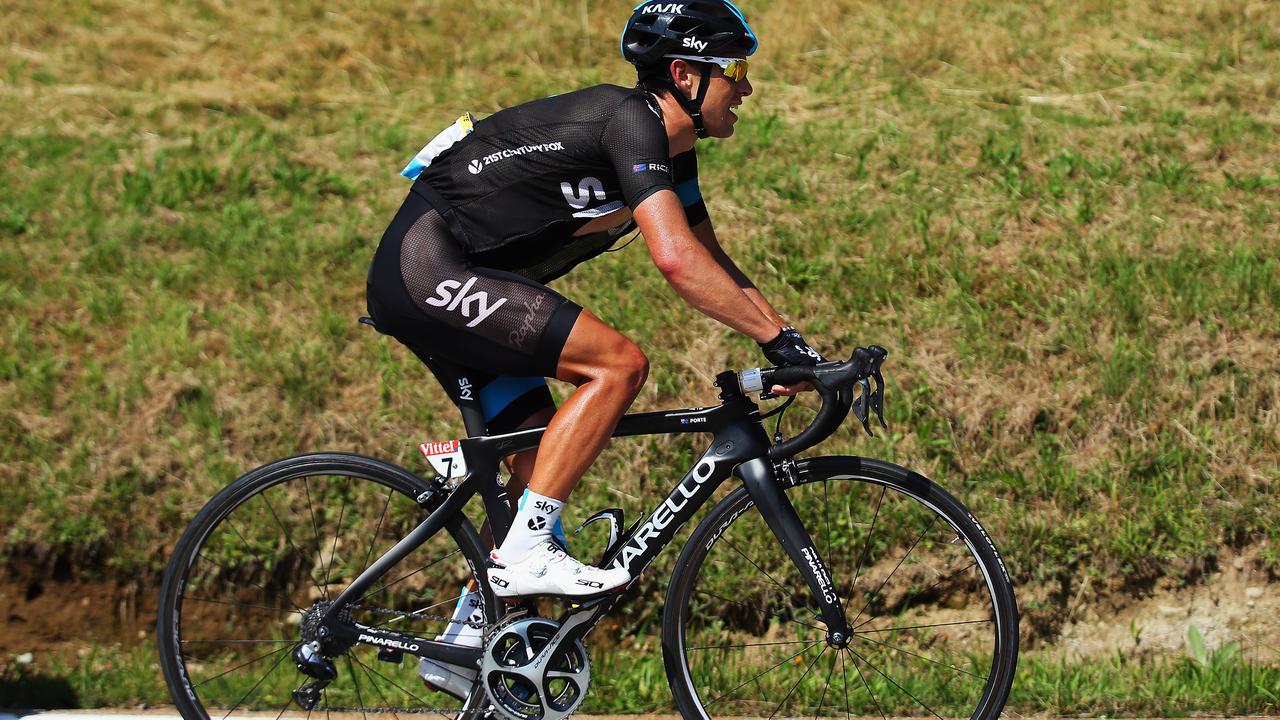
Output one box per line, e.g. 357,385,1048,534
671,149,709,227
602,93,676,211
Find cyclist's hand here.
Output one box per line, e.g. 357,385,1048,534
759,327,824,395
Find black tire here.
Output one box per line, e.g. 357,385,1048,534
157,452,494,720
662,456,1019,720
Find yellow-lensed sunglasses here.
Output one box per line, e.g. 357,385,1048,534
665,54,750,82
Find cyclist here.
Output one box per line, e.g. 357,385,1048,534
365,0,821,695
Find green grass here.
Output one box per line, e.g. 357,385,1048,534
3,640,1277,715
2,0,1279,711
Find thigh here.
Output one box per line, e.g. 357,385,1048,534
405,349,557,437
367,201,583,379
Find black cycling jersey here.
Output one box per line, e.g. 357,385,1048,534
368,83,714,435
415,84,707,282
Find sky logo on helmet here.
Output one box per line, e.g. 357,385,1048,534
681,36,708,52
641,3,684,13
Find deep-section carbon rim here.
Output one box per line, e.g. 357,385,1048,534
663,455,1019,720
156,453,492,720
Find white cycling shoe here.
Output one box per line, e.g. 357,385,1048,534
419,593,484,699
488,541,630,599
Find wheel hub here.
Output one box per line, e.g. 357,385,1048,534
481,616,591,720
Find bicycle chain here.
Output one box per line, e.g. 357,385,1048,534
349,604,487,628
320,706,492,717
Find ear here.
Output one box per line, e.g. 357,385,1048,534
668,59,699,98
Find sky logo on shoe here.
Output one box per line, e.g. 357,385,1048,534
424,277,508,327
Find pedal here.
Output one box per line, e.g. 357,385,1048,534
377,646,404,664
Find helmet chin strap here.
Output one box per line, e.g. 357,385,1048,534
667,67,713,139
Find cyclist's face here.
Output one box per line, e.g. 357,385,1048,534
696,61,753,139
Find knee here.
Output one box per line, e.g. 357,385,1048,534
607,340,649,396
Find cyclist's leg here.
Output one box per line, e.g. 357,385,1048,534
368,198,631,592
521,309,648,501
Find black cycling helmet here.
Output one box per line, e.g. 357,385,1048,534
621,1,759,138
621,0,759,68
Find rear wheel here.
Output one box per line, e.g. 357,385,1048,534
663,456,1019,720
157,452,494,720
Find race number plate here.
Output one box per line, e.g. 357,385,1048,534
419,440,467,479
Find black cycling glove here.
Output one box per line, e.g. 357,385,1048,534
760,326,825,367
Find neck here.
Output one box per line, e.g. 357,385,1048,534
654,89,697,155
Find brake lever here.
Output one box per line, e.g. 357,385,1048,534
856,377,874,436
869,368,887,429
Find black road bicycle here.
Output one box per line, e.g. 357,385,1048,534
157,345,1019,720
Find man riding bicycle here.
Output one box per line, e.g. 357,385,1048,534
366,0,822,694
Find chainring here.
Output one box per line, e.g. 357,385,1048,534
481,615,591,720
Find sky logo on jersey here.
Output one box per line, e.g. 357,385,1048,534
424,277,507,327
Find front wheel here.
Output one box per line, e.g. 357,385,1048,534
663,456,1019,720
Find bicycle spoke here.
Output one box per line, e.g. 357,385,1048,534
854,632,985,679
838,647,853,720
195,551,305,612
704,640,822,711
814,649,837,720
693,588,824,634
188,643,290,691
845,649,888,720
259,489,328,604
216,641,293,719
722,536,796,603
182,639,295,646
327,475,355,597
850,515,936,629
767,643,825,720
856,618,992,634
345,656,369,720
185,596,303,617
224,517,307,615
859,558,979,627
845,485,885,614
848,645,945,720
349,653,405,720
362,487,396,583
690,638,816,652
352,652,445,719
272,689,294,720
303,476,328,602
362,549,464,601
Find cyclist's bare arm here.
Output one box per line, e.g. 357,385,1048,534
688,214,791,329
634,190,779,343
635,190,812,396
